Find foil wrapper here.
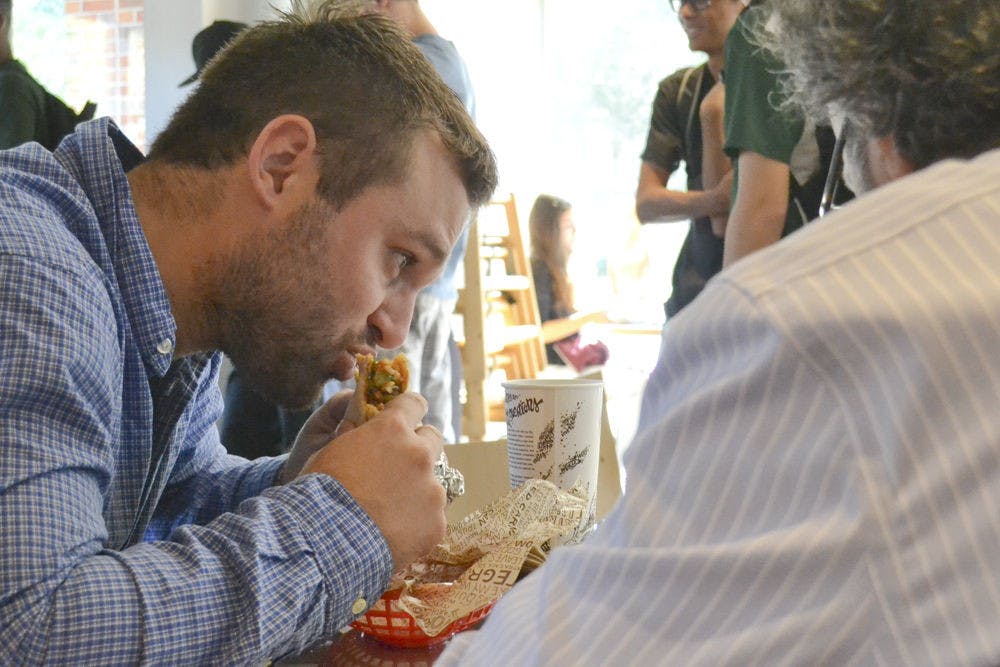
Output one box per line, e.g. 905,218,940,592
434,451,464,503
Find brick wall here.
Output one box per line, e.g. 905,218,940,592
64,0,146,149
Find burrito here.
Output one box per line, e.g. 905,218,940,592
347,352,409,424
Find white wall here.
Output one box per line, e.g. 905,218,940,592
143,0,291,148
202,0,288,24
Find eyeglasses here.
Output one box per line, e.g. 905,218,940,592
819,122,847,218
669,0,713,12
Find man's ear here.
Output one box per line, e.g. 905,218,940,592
246,114,319,213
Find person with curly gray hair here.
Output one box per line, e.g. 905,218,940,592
436,2,1000,665
763,0,1000,194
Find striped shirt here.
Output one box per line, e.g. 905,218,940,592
439,149,1000,665
0,119,391,664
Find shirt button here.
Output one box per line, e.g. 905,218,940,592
156,339,173,355
351,597,367,615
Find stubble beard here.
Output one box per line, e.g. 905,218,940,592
209,199,362,410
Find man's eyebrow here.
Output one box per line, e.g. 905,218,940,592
406,227,450,264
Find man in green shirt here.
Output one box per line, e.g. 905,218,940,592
721,1,831,266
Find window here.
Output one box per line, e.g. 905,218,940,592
13,0,145,148
424,0,704,324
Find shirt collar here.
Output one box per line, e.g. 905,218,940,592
56,118,177,377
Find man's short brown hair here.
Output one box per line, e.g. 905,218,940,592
149,7,496,209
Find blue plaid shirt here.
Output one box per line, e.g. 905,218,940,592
0,119,392,664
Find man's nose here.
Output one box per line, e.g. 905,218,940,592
368,291,416,350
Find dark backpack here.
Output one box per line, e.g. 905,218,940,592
41,89,96,151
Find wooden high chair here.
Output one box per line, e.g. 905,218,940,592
456,194,546,440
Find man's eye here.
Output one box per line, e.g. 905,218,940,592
395,251,414,270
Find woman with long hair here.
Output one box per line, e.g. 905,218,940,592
529,194,609,368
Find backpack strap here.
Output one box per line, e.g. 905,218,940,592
675,65,706,154
676,65,697,108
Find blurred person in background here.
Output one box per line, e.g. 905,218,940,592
635,0,747,319
293,0,477,442
438,1,1000,663
529,194,609,371
178,19,248,86
0,0,94,150
367,0,476,442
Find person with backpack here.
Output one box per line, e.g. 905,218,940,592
0,0,93,150
635,0,748,319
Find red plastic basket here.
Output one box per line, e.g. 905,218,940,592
350,587,495,648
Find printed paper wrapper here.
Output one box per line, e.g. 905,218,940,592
385,478,588,637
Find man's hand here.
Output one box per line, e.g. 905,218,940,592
296,392,447,571
279,389,353,485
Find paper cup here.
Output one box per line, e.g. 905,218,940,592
502,378,604,546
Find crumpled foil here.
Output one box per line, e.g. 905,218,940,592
434,451,465,503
